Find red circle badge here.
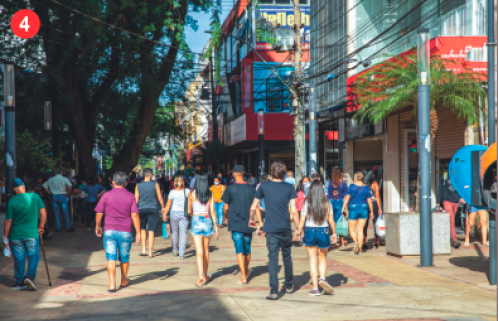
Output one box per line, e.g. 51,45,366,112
11,9,40,39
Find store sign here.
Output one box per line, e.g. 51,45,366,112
230,114,246,146
256,6,310,50
338,118,346,143
242,60,253,111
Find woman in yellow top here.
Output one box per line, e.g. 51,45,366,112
210,177,226,228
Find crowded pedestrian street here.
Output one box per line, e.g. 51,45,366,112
0,222,495,320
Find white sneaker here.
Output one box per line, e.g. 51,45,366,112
24,278,37,291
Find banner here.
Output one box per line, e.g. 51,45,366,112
256,6,310,50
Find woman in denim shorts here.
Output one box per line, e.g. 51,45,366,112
342,171,373,255
188,174,218,287
297,180,337,296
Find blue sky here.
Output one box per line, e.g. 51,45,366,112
186,9,230,55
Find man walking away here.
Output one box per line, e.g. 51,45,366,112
43,169,74,232
4,178,47,291
222,165,256,285
95,172,141,292
251,161,299,300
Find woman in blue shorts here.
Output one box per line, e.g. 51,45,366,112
188,174,218,287
328,168,348,246
297,180,337,296
342,171,373,255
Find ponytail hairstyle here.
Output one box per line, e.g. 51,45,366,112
304,180,329,226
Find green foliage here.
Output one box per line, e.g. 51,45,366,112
0,131,65,182
353,54,487,126
197,140,226,163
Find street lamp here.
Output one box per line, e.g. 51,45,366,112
258,110,265,179
417,28,432,267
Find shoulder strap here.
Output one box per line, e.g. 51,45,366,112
349,185,361,203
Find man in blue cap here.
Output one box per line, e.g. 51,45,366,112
4,178,47,291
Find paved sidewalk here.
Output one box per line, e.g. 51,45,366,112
0,224,496,321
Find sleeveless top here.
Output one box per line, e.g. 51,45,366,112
137,181,159,209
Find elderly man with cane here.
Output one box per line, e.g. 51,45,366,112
4,178,47,291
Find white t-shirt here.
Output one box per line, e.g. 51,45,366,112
301,200,333,227
168,188,190,212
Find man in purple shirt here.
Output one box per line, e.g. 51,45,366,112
95,171,140,293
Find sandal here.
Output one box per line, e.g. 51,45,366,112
120,279,131,288
203,276,210,286
196,279,204,288
138,252,148,257
108,287,116,293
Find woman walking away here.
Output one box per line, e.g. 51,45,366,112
465,206,489,247
188,174,218,287
135,168,165,258
296,177,310,214
81,177,106,230
342,171,373,255
297,180,337,296
328,168,348,247
164,175,190,259
363,173,383,249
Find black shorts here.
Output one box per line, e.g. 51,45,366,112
139,208,160,231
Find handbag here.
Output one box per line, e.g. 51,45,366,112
336,215,349,237
183,188,190,218
162,222,169,239
375,214,386,237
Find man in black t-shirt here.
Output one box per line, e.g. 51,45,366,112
222,165,256,285
251,161,298,300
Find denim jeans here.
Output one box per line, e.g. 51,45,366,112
232,232,253,255
85,201,97,228
266,230,293,294
214,202,224,225
103,230,133,262
10,238,40,285
53,194,72,230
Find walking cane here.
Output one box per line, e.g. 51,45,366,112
39,236,52,286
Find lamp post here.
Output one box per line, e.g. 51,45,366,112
417,28,433,267
258,110,265,179
308,87,318,175
4,64,15,201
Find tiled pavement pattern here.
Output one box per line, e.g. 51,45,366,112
0,224,496,321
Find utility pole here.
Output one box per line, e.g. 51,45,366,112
4,63,15,201
293,0,305,183
210,56,218,142
308,87,318,175
488,0,497,286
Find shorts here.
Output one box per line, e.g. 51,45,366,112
191,215,213,237
330,199,344,222
302,227,330,249
348,204,368,220
470,206,487,213
139,207,160,231
231,232,253,255
104,230,133,262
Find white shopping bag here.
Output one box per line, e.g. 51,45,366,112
3,236,11,258
375,214,386,237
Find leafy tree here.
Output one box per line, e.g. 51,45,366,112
352,54,487,138
0,0,213,177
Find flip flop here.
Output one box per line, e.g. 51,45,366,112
237,280,248,285
108,288,116,293
120,279,131,288
138,252,147,256
195,279,204,288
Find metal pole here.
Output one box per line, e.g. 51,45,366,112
4,64,15,201
417,29,432,267
488,0,497,287
418,84,433,267
259,133,264,179
309,87,318,175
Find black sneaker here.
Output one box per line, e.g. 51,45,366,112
362,244,368,251
285,282,295,294
24,278,37,291
452,240,461,249
10,284,26,290
67,228,76,232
